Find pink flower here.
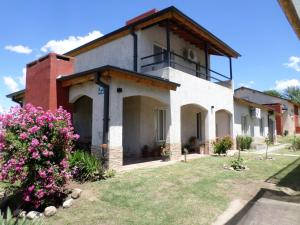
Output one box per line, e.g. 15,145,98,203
28,126,40,134
19,133,28,140
32,151,40,159
28,185,35,192
38,170,47,179
31,138,39,147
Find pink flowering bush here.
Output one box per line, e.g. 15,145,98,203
0,104,79,209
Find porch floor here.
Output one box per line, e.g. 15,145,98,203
119,153,209,172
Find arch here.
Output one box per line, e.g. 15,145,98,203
215,109,232,138
70,93,94,104
72,95,93,151
180,103,208,154
122,95,169,164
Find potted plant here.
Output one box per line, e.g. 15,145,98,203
161,146,171,161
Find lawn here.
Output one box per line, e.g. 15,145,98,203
43,154,300,225
271,147,300,155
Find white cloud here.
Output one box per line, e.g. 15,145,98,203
40,30,103,54
3,76,19,92
274,79,300,90
18,68,26,86
4,45,32,54
0,104,4,114
239,80,255,88
284,56,300,72
2,68,26,93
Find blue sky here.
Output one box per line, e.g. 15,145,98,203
0,0,299,112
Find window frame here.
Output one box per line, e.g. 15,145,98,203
155,108,167,142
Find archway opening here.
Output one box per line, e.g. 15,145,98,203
72,95,93,152
123,95,168,165
181,104,208,154
215,109,232,138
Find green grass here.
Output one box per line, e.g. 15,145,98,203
271,148,300,155
42,154,300,225
277,135,296,144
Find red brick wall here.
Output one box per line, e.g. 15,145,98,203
294,105,300,134
25,53,74,112
265,104,283,135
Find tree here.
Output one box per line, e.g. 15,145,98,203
264,90,282,98
283,86,300,104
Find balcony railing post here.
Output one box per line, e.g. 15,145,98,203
204,43,209,80
229,57,232,80
166,20,171,67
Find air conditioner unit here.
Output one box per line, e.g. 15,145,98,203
188,48,198,62
249,107,261,118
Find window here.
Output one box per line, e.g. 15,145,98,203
241,115,248,135
156,109,166,141
259,118,264,136
196,112,202,140
153,44,166,63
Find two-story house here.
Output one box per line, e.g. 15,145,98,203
7,6,240,169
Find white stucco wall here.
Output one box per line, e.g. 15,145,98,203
235,88,295,134
168,67,234,146
74,35,134,73
234,101,276,140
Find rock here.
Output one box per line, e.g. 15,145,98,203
0,191,5,198
18,211,26,218
71,188,82,199
63,199,74,208
227,150,237,157
26,211,40,220
44,206,57,217
229,167,235,171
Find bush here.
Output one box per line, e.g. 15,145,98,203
69,150,103,182
236,135,252,150
293,136,300,150
213,136,233,155
230,157,244,170
0,104,79,209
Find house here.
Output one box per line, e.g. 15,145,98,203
234,97,277,145
6,6,240,169
235,86,300,136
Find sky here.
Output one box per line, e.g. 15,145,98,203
0,0,299,112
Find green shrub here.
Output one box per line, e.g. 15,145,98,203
293,136,300,150
236,135,253,150
103,169,116,179
69,150,103,182
213,136,233,155
230,157,244,170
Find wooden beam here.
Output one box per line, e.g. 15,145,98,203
61,74,95,87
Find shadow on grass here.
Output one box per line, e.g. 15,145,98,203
224,188,300,225
224,157,300,225
265,157,300,191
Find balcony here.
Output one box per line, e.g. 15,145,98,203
140,51,232,87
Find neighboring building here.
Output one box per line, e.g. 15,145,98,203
7,6,240,169
235,87,300,136
278,0,300,39
234,97,277,144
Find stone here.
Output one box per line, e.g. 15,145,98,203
229,167,235,171
26,211,40,220
71,188,82,199
0,191,5,198
18,211,26,218
44,206,57,217
63,199,74,208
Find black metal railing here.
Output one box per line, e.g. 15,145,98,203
140,52,231,84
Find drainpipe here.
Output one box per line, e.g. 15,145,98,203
95,72,110,146
130,28,138,72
